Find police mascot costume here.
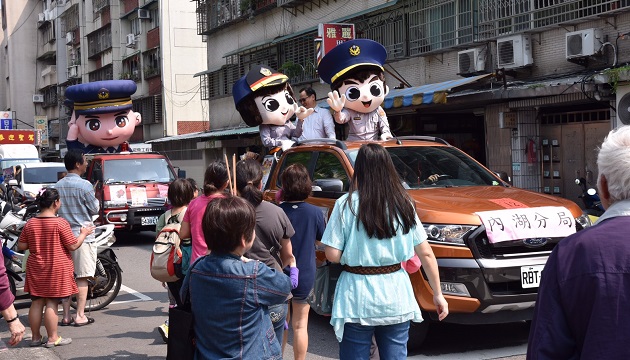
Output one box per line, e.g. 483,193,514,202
233,65,314,150
65,80,141,154
318,39,393,141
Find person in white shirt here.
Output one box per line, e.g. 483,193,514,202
297,87,336,141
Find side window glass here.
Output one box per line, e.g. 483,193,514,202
313,152,349,193
276,151,312,188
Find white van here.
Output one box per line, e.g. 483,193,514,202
9,162,67,196
0,144,40,171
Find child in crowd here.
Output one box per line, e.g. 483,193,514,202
18,188,94,348
278,164,325,360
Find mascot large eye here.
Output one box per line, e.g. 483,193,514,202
370,83,384,97
345,86,361,101
86,119,101,131
285,92,295,105
262,98,280,112
115,116,128,128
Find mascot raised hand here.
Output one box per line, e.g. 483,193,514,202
233,65,313,150
318,39,393,141
64,80,141,154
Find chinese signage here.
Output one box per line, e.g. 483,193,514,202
0,130,36,144
34,116,49,148
0,111,12,130
476,206,576,243
317,23,355,65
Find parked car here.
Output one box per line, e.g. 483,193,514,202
262,136,590,347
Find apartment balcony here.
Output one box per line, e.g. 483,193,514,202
40,65,58,89
37,41,56,60
197,0,277,35
144,66,160,79
146,27,160,49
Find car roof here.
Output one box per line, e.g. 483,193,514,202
293,136,450,151
19,162,65,168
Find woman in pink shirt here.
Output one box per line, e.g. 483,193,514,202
179,161,229,263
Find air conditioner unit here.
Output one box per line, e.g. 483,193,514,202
566,28,603,59
137,9,151,19
37,13,45,23
126,34,136,48
497,34,533,69
33,94,44,103
457,48,486,75
616,84,630,126
65,32,74,45
68,65,79,78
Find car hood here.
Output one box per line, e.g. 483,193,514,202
409,185,583,225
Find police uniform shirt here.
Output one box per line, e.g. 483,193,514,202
337,107,391,141
259,119,304,148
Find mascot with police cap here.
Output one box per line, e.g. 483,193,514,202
65,80,141,154
233,65,314,150
318,39,393,141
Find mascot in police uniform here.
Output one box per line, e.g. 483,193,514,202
233,65,314,150
65,80,141,154
318,39,393,141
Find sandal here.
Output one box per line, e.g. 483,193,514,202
74,317,95,327
29,336,47,347
45,336,72,348
60,318,74,326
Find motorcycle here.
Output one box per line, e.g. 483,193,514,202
0,181,122,310
575,177,605,220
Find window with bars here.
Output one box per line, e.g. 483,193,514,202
42,86,58,108
88,65,113,82
60,4,79,33
93,0,109,16
209,0,241,30
150,7,160,29
87,25,112,58
239,47,279,79
355,8,407,59
408,0,474,55
122,54,141,81
196,0,209,35
200,64,240,100
152,139,202,161
143,48,160,79
132,94,162,124
41,21,55,44
278,33,317,85
131,17,141,35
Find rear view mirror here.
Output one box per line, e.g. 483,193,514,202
494,171,511,185
313,179,343,192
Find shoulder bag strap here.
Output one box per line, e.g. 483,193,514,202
182,255,205,307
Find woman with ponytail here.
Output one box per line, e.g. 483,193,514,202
179,161,229,264
235,159,298,350
17,188,94,348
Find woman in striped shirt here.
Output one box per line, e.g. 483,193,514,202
18,188,94,348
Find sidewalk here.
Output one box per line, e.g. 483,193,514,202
0,345,61,360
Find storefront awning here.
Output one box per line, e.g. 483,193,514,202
382,73,493,109
147,126,259,143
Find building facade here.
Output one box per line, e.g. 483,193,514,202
152,0,630,204
0,0,207,160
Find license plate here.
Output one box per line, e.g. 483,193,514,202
521,265,544,289
141,216,158,226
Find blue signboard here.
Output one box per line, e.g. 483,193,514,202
1,119,13,130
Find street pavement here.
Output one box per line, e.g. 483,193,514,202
0,231,529,359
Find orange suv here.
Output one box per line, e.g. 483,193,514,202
262,136,589,345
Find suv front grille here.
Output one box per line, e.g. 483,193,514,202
467,225,565,259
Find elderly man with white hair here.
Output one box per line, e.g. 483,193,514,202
527,125,630,359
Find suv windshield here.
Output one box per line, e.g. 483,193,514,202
103,158,175,183
24,166,67,184
347,146,500,189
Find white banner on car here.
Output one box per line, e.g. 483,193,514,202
476,206,576,243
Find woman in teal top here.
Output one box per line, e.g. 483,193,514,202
321,143,448,359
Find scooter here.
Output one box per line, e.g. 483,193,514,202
575,177,605,220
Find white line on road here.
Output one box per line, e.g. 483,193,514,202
109,285,153,305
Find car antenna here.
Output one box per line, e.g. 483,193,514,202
392,131,402,145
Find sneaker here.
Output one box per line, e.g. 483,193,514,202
158,323,168,343
45,336,72,348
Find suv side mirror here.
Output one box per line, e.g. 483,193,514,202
177,169,187,179
494,171,511,185
313,178,344,192
92,168,103,183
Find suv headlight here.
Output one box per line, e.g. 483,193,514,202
423,224,476,245
575,214,592,228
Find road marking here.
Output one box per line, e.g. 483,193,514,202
109,285,153,305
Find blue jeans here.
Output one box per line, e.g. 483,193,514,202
268,302,288,345
339,321,410,360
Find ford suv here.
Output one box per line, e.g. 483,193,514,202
262,136,589,345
